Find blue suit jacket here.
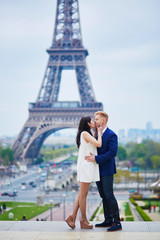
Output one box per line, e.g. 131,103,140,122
95,127,118,176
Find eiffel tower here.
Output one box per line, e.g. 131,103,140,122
12,0,103,161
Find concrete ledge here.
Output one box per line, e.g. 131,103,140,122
0,221,160,232
0,221,160,240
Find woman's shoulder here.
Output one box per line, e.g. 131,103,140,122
81,131,92,144
81,131,91,138
81,131,90,135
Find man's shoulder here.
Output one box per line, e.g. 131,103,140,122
105,128,117,137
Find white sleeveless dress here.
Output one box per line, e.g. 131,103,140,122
77,132,100,183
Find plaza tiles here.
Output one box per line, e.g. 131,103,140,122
0,221,160,240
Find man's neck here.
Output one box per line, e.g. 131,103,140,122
102,124,107,132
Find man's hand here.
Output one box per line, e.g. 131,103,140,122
85,152,96,162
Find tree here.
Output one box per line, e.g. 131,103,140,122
125,142,137,153
124,140,160,169
142,140,160,167
136,157,145,168
33,157,44,165
0,145,3,164
150,155,160,169
143,140,160,157
117,146,127,161
129,143,148,158
1,148,14,165
127,143,148,168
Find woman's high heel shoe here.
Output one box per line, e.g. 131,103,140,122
80,220,93,229
65,215,75,229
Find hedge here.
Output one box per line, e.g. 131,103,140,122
136,206,152,221
126,216,134,221
129,198,138,206
90,205,101,221
124,202,132,216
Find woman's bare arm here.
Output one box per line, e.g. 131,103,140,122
83,129,102,147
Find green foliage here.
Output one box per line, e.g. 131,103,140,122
143,140,160,156
117,146,127,160
142,140,160,168
90,205,100,221
126,216,134,221
124,202,132,216
100,207,104,214
136,206,152,221
125,142,137,152
129,143,148,158
66,155,77,161
129,198,138,206
150,155,160,169
40,145,77,161
141,200,160,209
0,202,50,221
32,157,44,165
0,202,35,208
121,140,160,169
136,157,144,167
0,147,15,165
114,169,131,183
141,202,149,209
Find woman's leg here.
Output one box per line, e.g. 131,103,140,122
79,182,90,223
65,192,80,229
72,192,80,222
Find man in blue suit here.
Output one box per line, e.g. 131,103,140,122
85,111,122,232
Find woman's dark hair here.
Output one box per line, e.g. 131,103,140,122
76,116,92,148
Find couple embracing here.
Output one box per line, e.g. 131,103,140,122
65,111,122,232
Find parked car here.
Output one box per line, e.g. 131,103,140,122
29,181,36,187
8,192,17,197
29,181,34,185
21,182,26,190
6,182,11,186
21,182,26,185
21,185,26,190
1,192,9,196
32,182,36,188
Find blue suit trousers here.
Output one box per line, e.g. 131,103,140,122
96,176,120,224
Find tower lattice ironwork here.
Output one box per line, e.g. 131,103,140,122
12,0,103,161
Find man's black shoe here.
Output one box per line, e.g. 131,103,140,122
107,223,122,232
95,222,112,228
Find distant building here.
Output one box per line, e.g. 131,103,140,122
118,122,160,143
0,136,16,147
146,121,152,130
118,129,126,143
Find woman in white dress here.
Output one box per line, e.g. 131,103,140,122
65,116,102,229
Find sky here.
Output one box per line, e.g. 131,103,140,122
0,0,160,137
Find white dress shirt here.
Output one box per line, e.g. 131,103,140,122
102,126,108,135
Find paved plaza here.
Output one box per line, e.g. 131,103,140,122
135,200,160,221
0,221,160,240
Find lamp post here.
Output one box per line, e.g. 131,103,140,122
49,199,53,221
62,193,66,220
144,162,147,191
72,190,75,211
137,171,140,193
